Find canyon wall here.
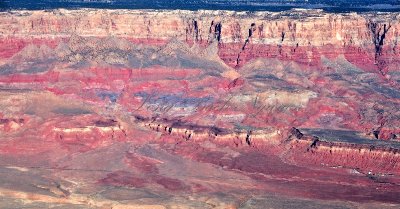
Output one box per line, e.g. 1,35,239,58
1,9,400,71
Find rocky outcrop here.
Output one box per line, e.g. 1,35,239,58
139,116,282,146
287,137,400,175
51,118,127,144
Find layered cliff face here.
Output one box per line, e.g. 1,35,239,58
1,9,400,72
0,9,400,209
1,9,399,47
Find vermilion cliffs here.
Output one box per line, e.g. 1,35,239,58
0,8,400,209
